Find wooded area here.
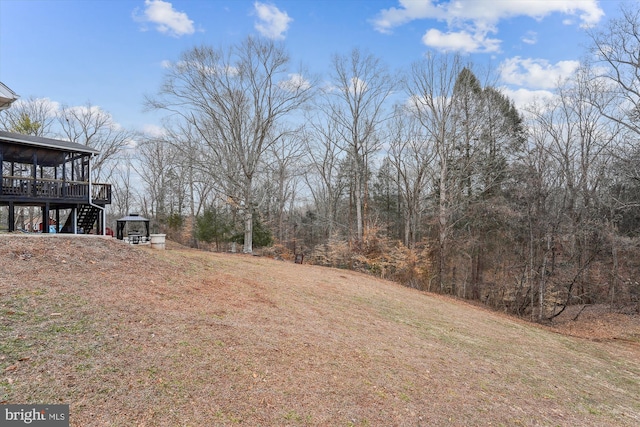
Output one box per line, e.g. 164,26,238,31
2,5,640,320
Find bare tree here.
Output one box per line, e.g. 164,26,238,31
260,130,306,243
325,48,395,242
304,113,348,240
147,37,314,253
521,63,621,319
404,52,464,291
58,103,135,182
135,136,175,222
0,96,57,136
163,121,217,219
387,106,434,248
110,150,137,217
589,4,640,137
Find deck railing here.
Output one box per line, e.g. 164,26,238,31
1,176,111,204
91,182,111,203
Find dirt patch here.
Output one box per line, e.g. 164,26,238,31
1,235,639,426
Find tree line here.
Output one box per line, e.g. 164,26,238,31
3,5,640,320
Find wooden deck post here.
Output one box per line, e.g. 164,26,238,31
8,201,14,232
42,203,50,233
32,153,37,197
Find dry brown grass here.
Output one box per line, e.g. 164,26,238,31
1,235,639,426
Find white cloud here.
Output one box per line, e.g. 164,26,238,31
501,87,556,110
142,124,167,138
254,2,292,40
279,73,311,92
499,57,580,90
371,0,603,53
59,104,127,134
66,104,103,117
522,31,537,45
371,0,444,34
11,97,60,117
373,0,603,32
349,77,368,95
124,138,138,150
136,0,195,37
161,59,239,78
422,29,500,53
404,94,451,115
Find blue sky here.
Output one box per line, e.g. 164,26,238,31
0,0,630,134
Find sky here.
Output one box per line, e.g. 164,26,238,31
0,0,633,135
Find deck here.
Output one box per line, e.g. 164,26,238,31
1,176,111,205
0,130,112,234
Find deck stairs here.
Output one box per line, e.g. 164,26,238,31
62,205,101,234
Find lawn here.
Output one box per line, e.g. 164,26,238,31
1,235,639,426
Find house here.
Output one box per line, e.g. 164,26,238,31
0,130,111,234
0,82,19,111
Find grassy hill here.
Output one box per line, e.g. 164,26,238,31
1,235,639,426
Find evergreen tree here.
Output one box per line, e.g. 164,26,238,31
195,207,232,251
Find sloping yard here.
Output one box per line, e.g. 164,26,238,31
1,235,639,426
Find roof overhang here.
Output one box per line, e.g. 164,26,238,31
0,130,99,166
0,82,19,111
0,131,99,155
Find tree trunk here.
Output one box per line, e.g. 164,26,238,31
355,173,364,241
243,209,253,254
243,183,253,254
539,255,547,321
438,158,448,292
